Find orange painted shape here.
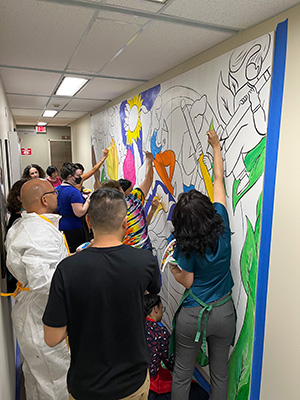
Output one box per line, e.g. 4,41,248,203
154,150,175,195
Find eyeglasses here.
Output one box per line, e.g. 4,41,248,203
41,189,59,197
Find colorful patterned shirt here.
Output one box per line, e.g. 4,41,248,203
145,317,174,378
123,188,152,251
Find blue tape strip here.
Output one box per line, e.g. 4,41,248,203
15,340,21,400
193,367,210,394
250,19,288,400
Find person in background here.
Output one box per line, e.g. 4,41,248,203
46,165,62,188
22,163,46,179
6,178,28,231
144,294,174,400
43,187,160,400
144,294,209,400
103,151,154,251
170,130,236,400
5,178,28,293
75,147,109,192
57,162,90,253
5,178,70,400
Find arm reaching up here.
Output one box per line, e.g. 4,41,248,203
206,130,226,207
77,148,109,190
138,152,154,198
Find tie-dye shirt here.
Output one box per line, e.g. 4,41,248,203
123,188,152,251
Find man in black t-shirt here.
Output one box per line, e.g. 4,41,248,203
43,187,160,400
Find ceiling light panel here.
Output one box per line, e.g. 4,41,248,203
55,77,89,97
43,110,58,117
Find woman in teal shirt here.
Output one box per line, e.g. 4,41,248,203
170,130,236,400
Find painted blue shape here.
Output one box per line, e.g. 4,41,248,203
183,183,195,193
140,84,161,111
151,130,162,158
250,19,288,400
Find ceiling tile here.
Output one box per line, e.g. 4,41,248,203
101,20,232,80
58,111,87,119
163,0,300,29
11,109,43,117
68,17,142,73
78,77,142,100
0,68,61,96
105,0,163,12
64,99,108,112
7,94,49,109
0,0,95,70
48,97,72,110
14,116,41,125
96,10,149,25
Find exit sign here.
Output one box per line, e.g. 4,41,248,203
36,126,47,133
21,148,32,155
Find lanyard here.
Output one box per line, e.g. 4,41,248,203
37,214,70,256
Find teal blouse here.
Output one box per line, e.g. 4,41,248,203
173,202,233,306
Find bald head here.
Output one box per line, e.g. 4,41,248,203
21,179,57,214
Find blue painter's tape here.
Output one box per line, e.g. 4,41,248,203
16,340,21,400
193,366,210,394
250,19,288,400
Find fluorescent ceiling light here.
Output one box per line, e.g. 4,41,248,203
37,122,47,126
42,110,58,117
55,76,89,96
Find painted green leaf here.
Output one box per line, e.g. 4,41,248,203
232,138,266,211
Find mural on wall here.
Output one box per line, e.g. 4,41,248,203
91,33,274,399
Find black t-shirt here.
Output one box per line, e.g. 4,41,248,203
43,244,160,400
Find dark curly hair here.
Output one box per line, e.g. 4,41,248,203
22,164,45,179
172,189,224,258
7,179,28,213
60,162,78,180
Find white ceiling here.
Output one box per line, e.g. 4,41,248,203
0,0,299,127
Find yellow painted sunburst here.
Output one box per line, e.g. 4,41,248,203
124,94,143,146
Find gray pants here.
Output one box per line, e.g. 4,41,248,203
171,298,236,400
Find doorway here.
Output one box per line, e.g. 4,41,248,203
48,140,72,171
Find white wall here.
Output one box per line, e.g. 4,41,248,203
70,113,94,190
0,78,16,400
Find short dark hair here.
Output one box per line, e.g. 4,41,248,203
7,179,28,213
60,162,78,180
22,164,45,179
101,180,122,191
144,294,161,317
172,189,224,258
46,165,58,176
75,163,84,173
88,187,127,232
118,179,132,192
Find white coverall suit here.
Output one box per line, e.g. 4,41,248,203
6,212,70,400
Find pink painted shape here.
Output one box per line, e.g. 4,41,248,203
123,149,136,187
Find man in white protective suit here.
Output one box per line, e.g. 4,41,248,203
6,178,70,400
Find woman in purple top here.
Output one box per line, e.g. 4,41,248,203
170,130,236,400
57,162,90,253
